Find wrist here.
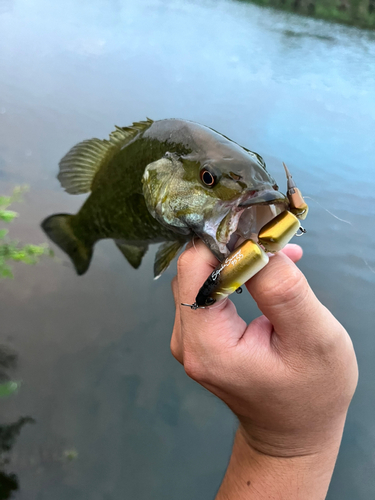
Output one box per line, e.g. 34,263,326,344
238,413,347,458
216,423,345,500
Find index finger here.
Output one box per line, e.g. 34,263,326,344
176,240,246,346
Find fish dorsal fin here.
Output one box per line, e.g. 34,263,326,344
115,241,149,269
58,118,153,194
154,240,185,279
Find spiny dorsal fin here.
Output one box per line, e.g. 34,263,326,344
115,241,149,269
154,240,185,279
58,118,153,194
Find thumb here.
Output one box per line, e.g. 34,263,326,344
245,251,330,349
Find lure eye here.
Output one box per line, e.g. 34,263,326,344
205,297,216,306
200,168,217,187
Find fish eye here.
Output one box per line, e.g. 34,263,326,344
200,168,217,187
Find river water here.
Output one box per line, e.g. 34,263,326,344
0,0,374,498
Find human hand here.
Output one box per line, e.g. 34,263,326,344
171,240,358,458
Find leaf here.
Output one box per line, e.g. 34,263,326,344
0,186,28,210
0,197,11,209
0,187,53,278
63,449,79,461
0,381,20,398
0,264,14,278
0,210,18,223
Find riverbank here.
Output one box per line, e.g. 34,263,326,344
238,0,375,28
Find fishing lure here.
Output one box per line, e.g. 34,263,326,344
182,163,308,309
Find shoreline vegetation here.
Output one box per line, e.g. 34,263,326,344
238,0,375,29
0,187,53,279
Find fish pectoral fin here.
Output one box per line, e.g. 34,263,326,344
154,240,185,280
58,118,153,194
115,241,149,269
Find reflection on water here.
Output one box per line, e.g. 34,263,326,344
0,347,16,385
0,343,34,499
0,417,35,500
281,28,336,41
1,0,374,498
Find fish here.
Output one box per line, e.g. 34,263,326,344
41,118,288,278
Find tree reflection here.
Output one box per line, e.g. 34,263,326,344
0,345,34,499
0,347,16,384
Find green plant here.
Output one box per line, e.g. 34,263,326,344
0,186,53,278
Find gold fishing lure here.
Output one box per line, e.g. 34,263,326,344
182,164,308,309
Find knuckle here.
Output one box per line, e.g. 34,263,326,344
169,335,177,355
183,353,207,382
170,340,181,363
260,265,307,309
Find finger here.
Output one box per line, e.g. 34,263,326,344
185,237,195,251
177,239,219,307
280,243,303,263
171,275,180,304
171,276,183,363
176,240,246,346
245,251,331,349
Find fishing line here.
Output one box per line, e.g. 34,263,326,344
362,258,375,275
304,196,352,225
304,197,375,276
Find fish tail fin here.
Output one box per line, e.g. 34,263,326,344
41,214,93,275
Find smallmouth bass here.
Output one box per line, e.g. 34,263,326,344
41,118,287,277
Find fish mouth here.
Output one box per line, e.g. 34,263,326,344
214,189,289,256
222,190,289,253
238,188,287,208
